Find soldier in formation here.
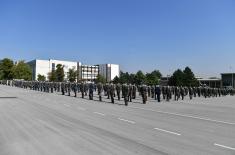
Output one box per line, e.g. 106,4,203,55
1,80,235,106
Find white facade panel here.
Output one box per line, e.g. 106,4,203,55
98,64,120,82
110,64,120,80
35,60,50,80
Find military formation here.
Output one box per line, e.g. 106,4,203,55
0,80,235,106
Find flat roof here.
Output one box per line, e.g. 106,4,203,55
198,78,221,81
221,73,235,75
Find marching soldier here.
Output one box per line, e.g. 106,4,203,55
155,85,161,102
97,82,103,101
61,82,65,95
174,86,180,101
122,83,129,106
89,83,94,100
151,86,155,98
166,86,171,101
110,83,115,103
80,82,85,98
72,82,77,97
116,83,121,100
128,84,133,102
189,87,193,100
140,84,148,104
132,85,137,99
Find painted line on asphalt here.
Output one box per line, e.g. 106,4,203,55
77,107,86,111
131,107,235,125
93,112,106,116
118,118,136,124
214,143,235,151
64,104,70,107
154,127,181,136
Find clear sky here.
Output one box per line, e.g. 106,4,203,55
0,0,235,77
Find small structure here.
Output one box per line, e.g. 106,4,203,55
221,73,235,88
197,77,221,88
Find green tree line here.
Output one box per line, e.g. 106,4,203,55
168,66,199,87
0,58,32,80
112,70,162,85
1,58,198,86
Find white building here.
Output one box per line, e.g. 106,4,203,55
78,63,99,82
28,59,77,81
99,64,120,82
28,59,120,82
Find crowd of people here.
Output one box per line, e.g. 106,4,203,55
0,80,235,106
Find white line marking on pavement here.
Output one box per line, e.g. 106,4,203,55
64,104,70,107
118,118,136,124
93,112,106,116
154,127,181,136
214,143,235,151
131,107,235,125
77,107,86,111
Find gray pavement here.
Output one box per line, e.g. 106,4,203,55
0,85,235,155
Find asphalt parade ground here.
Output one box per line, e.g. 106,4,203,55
0,85,235,155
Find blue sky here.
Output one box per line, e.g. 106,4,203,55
0,0,235,77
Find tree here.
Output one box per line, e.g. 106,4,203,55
95,74,106,84
168,67,199,87
134,70,146,85
55,64,65,82
129,74,136,84
151,70,162,79
183,66,198,87
145,70,162,85
37,74,46,81
112,76,120,84
168,69,184,86
119,71,130,84
11,61,32,80
0,58,14,80
48,70,56,82
146,73,159,85
67,68,77,82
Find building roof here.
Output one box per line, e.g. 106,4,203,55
221,73,235,75
198,78,221,81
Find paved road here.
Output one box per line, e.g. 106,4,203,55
0,85,235,155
